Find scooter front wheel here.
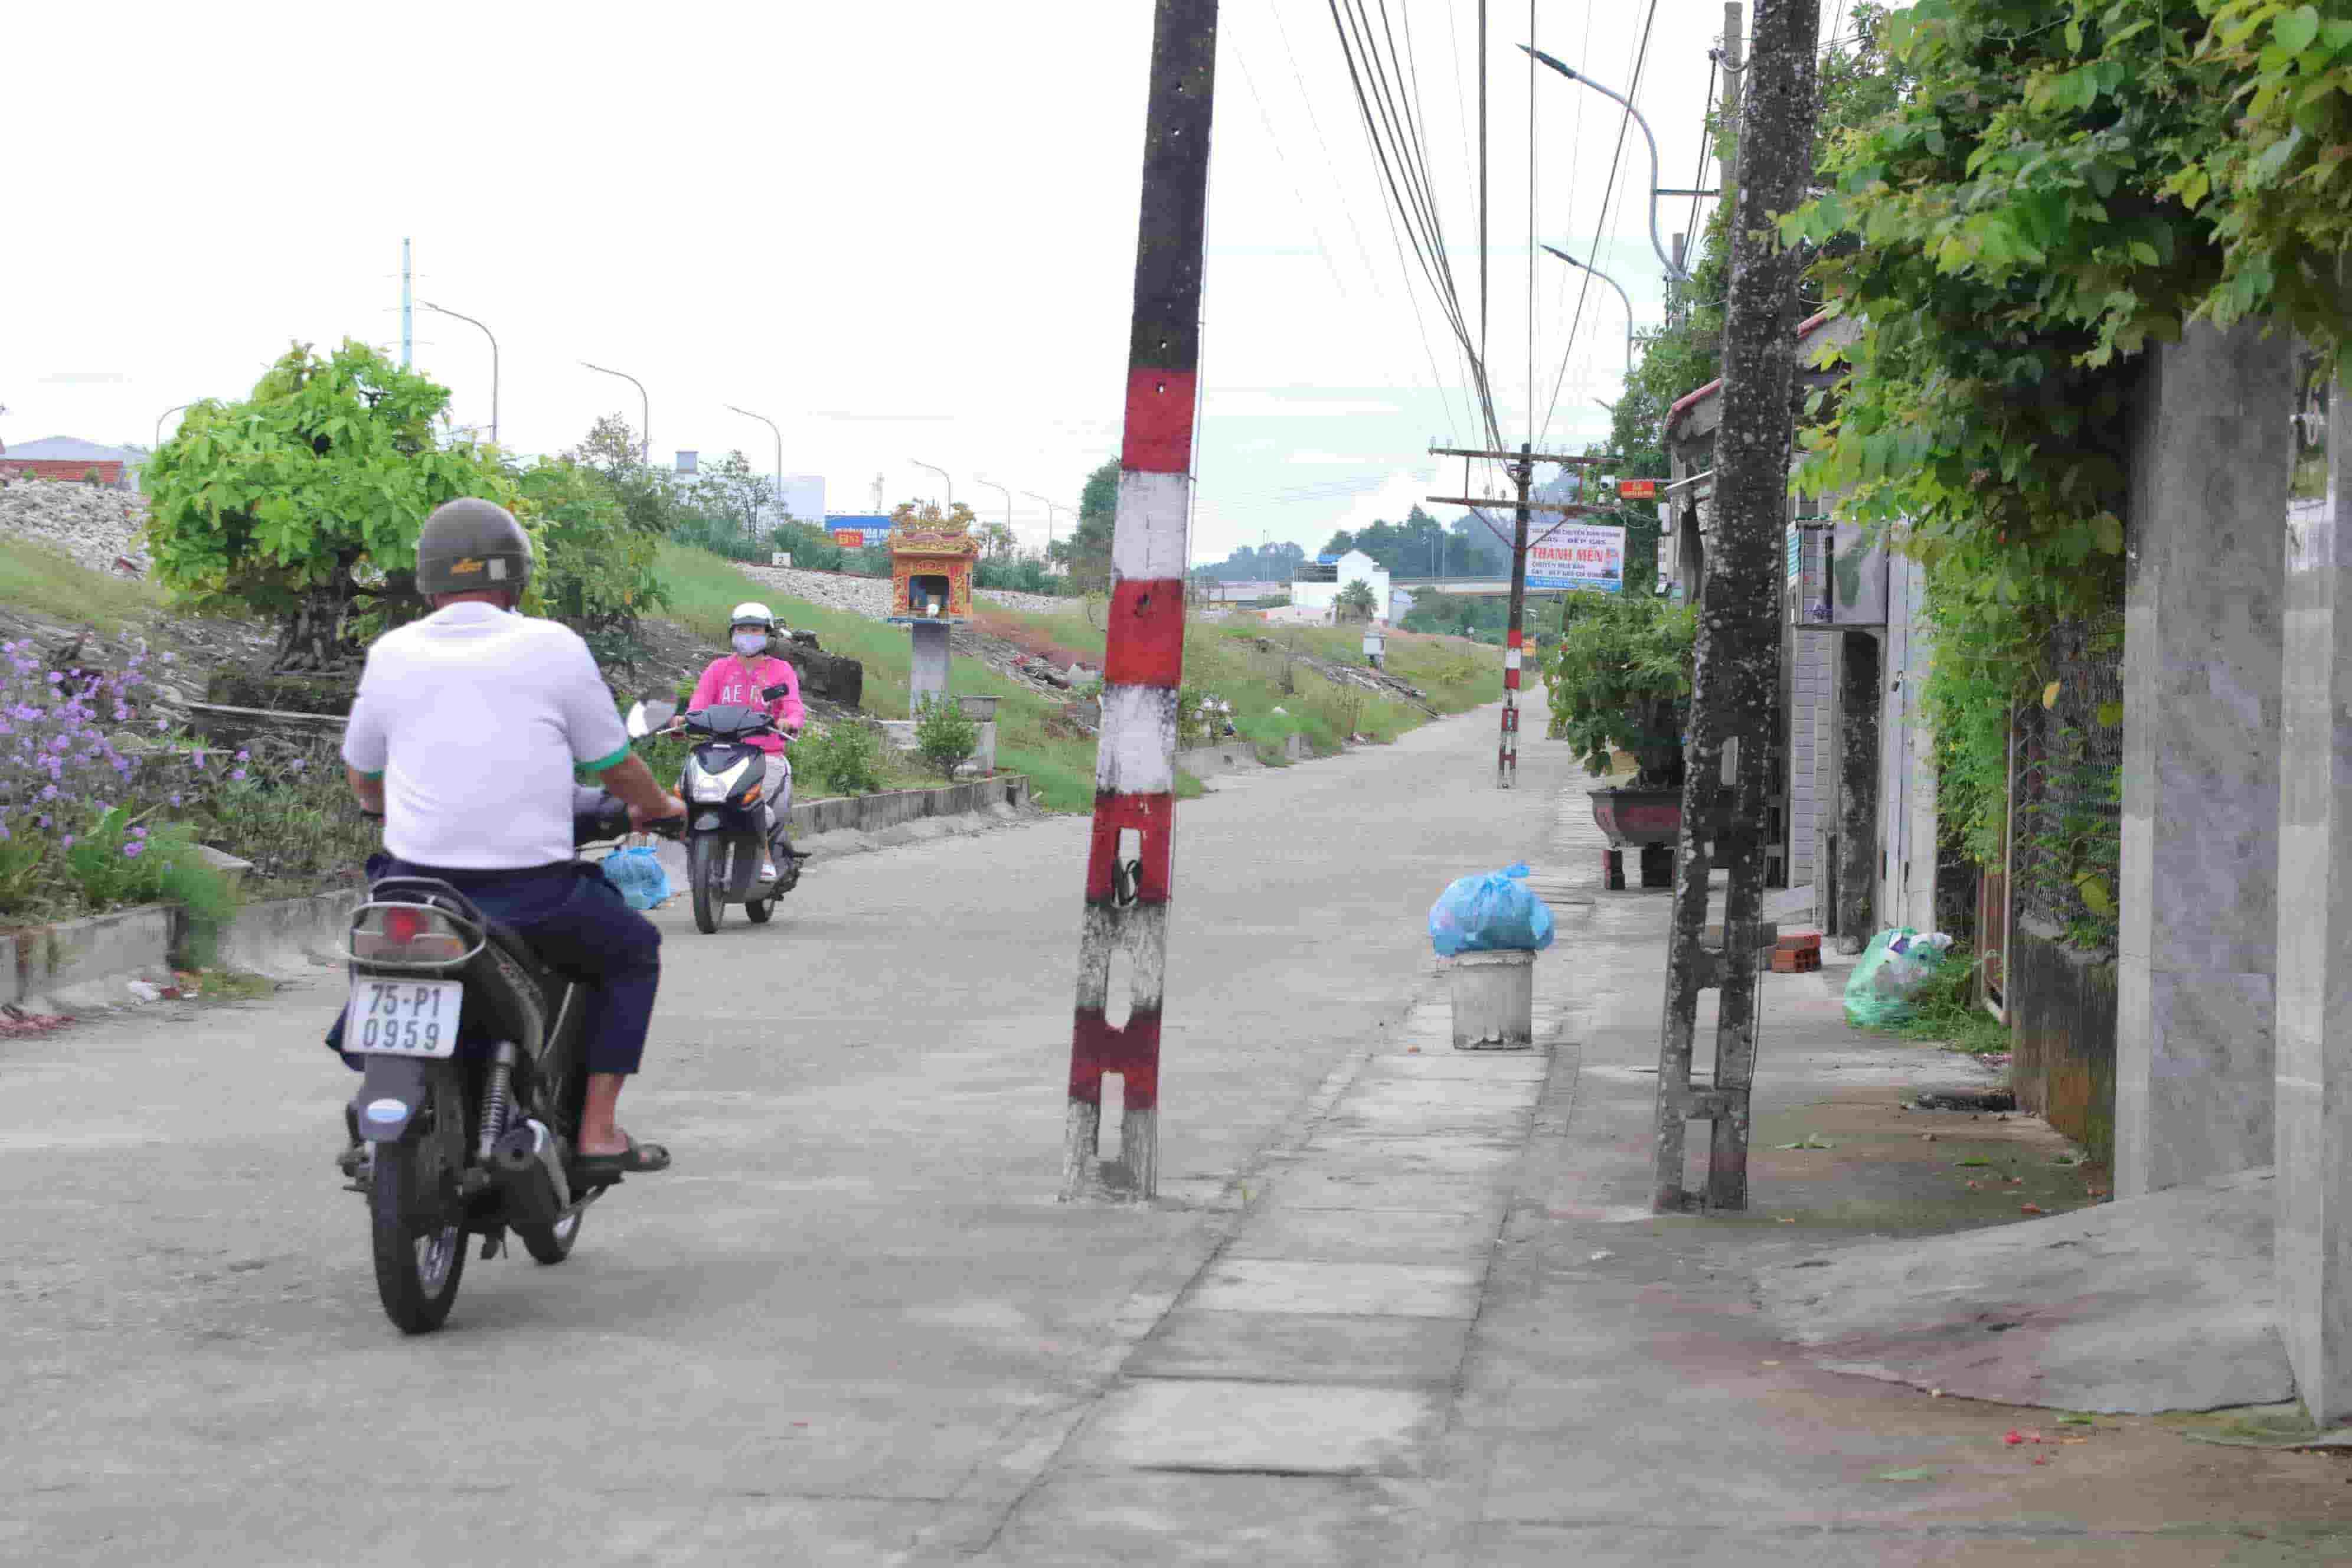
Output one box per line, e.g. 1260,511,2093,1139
688,836,726,935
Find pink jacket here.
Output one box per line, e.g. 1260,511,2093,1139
688,654,805,754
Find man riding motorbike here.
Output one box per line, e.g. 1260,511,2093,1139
684,602,806,884
334,497,687,1177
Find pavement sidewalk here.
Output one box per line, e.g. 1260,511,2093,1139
950,779,2352,1566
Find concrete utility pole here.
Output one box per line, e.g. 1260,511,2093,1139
400,239,413,369
581,362,649,463
1651,0,1819,1216
1426,446,1615,789
421,301,498,445
1719,4,1744,196
1061,0,1218,1204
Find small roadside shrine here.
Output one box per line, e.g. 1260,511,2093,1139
885,501,981,716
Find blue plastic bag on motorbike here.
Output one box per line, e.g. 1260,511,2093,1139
1429,862,1556,956
601,844,672,911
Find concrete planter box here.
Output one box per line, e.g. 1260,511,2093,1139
784,773,1032,838
2,888,360,1014
1446,949,1537,1051
877,717,998,776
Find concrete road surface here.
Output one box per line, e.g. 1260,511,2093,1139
1,698,1565,1566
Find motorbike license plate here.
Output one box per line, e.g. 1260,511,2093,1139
344,979,463,1057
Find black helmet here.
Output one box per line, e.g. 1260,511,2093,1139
416,497,531,597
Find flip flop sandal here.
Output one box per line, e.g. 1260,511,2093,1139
575,1133,672,1178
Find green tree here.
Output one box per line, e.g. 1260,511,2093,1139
1050,459,1119,591
1541,596,1698,789
1335,579,1378,621
692,449,774,539
515,456,667,643
567,414,681,537
144,339,515,669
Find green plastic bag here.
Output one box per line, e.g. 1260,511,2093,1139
1843,927,1954,1030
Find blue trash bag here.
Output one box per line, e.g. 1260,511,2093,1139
600,844,672,911
1429,862,1557,956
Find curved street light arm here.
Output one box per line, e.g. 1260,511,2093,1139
909,459,953,509
1541,244,1636,378
1521,45,1690,283
420,301,499,445
581,361,649,463
724,404,785,529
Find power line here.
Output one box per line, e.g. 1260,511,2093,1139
1270,5,1471,443
1324,0,1504,450
1684,53,1721,264
1537,0,1660,449
1526,0,1537,444
1478,0,1489,416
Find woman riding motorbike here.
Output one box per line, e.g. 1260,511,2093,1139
685,602,806,883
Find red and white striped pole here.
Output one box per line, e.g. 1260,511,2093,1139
1500,444,1530,789
1063,0,1218,1203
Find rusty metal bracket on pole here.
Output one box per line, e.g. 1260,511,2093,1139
1060,0,1217,1204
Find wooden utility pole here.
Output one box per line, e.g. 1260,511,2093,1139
1651,0,1818,1214
1060,0,1217,1204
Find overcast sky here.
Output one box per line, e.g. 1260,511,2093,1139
3,2,1763,566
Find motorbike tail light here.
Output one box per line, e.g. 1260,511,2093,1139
354,904,471,962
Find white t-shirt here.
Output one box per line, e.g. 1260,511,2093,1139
342,603,631,869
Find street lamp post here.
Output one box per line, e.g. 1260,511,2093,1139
725,404,784,532
1541,244,1635,379
419,300,500,445
1022,491,1069,563
910,459,953,510
155,404,190,453
1522,46,1691,284
974,476,1014,553
580,361,649,462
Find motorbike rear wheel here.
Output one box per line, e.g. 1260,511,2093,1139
689,835,726,935
745,888,776,923
369,1098,467,1334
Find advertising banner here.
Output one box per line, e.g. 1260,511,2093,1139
1526,522,1625,594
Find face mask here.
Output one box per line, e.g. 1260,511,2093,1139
731,631,768,656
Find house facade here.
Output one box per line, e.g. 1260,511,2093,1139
0,435,135,486
1290,548,1393,622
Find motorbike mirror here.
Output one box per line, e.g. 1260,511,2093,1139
628,698,677,738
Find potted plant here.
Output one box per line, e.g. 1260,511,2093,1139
1541,596,1703,887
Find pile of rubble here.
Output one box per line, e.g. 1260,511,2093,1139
0,476,152,575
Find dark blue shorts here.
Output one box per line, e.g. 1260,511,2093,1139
328,855,662,1076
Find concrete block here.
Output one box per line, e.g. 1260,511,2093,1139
1079,1379,1439,1475
37,904,172,1006
2276,387,2352,1422
2118,318,2291,1197
1756,1167,2291,1413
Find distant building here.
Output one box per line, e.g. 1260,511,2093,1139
0,436,134,486
1290,548,1393,623
776,475,826,525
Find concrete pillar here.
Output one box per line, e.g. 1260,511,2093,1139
2115,319,2291,1198
908,619,951,718
1832,631,1880,955
2275,359,2352,1423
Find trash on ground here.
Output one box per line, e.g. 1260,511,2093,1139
1428,861,1556,956
1843,927,1955,1029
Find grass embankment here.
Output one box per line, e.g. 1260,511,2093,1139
655,544,1504,812
0,537,167,632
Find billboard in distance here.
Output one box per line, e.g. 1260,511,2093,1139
1526,522,1626,594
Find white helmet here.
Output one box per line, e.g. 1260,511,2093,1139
729,602,775,631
